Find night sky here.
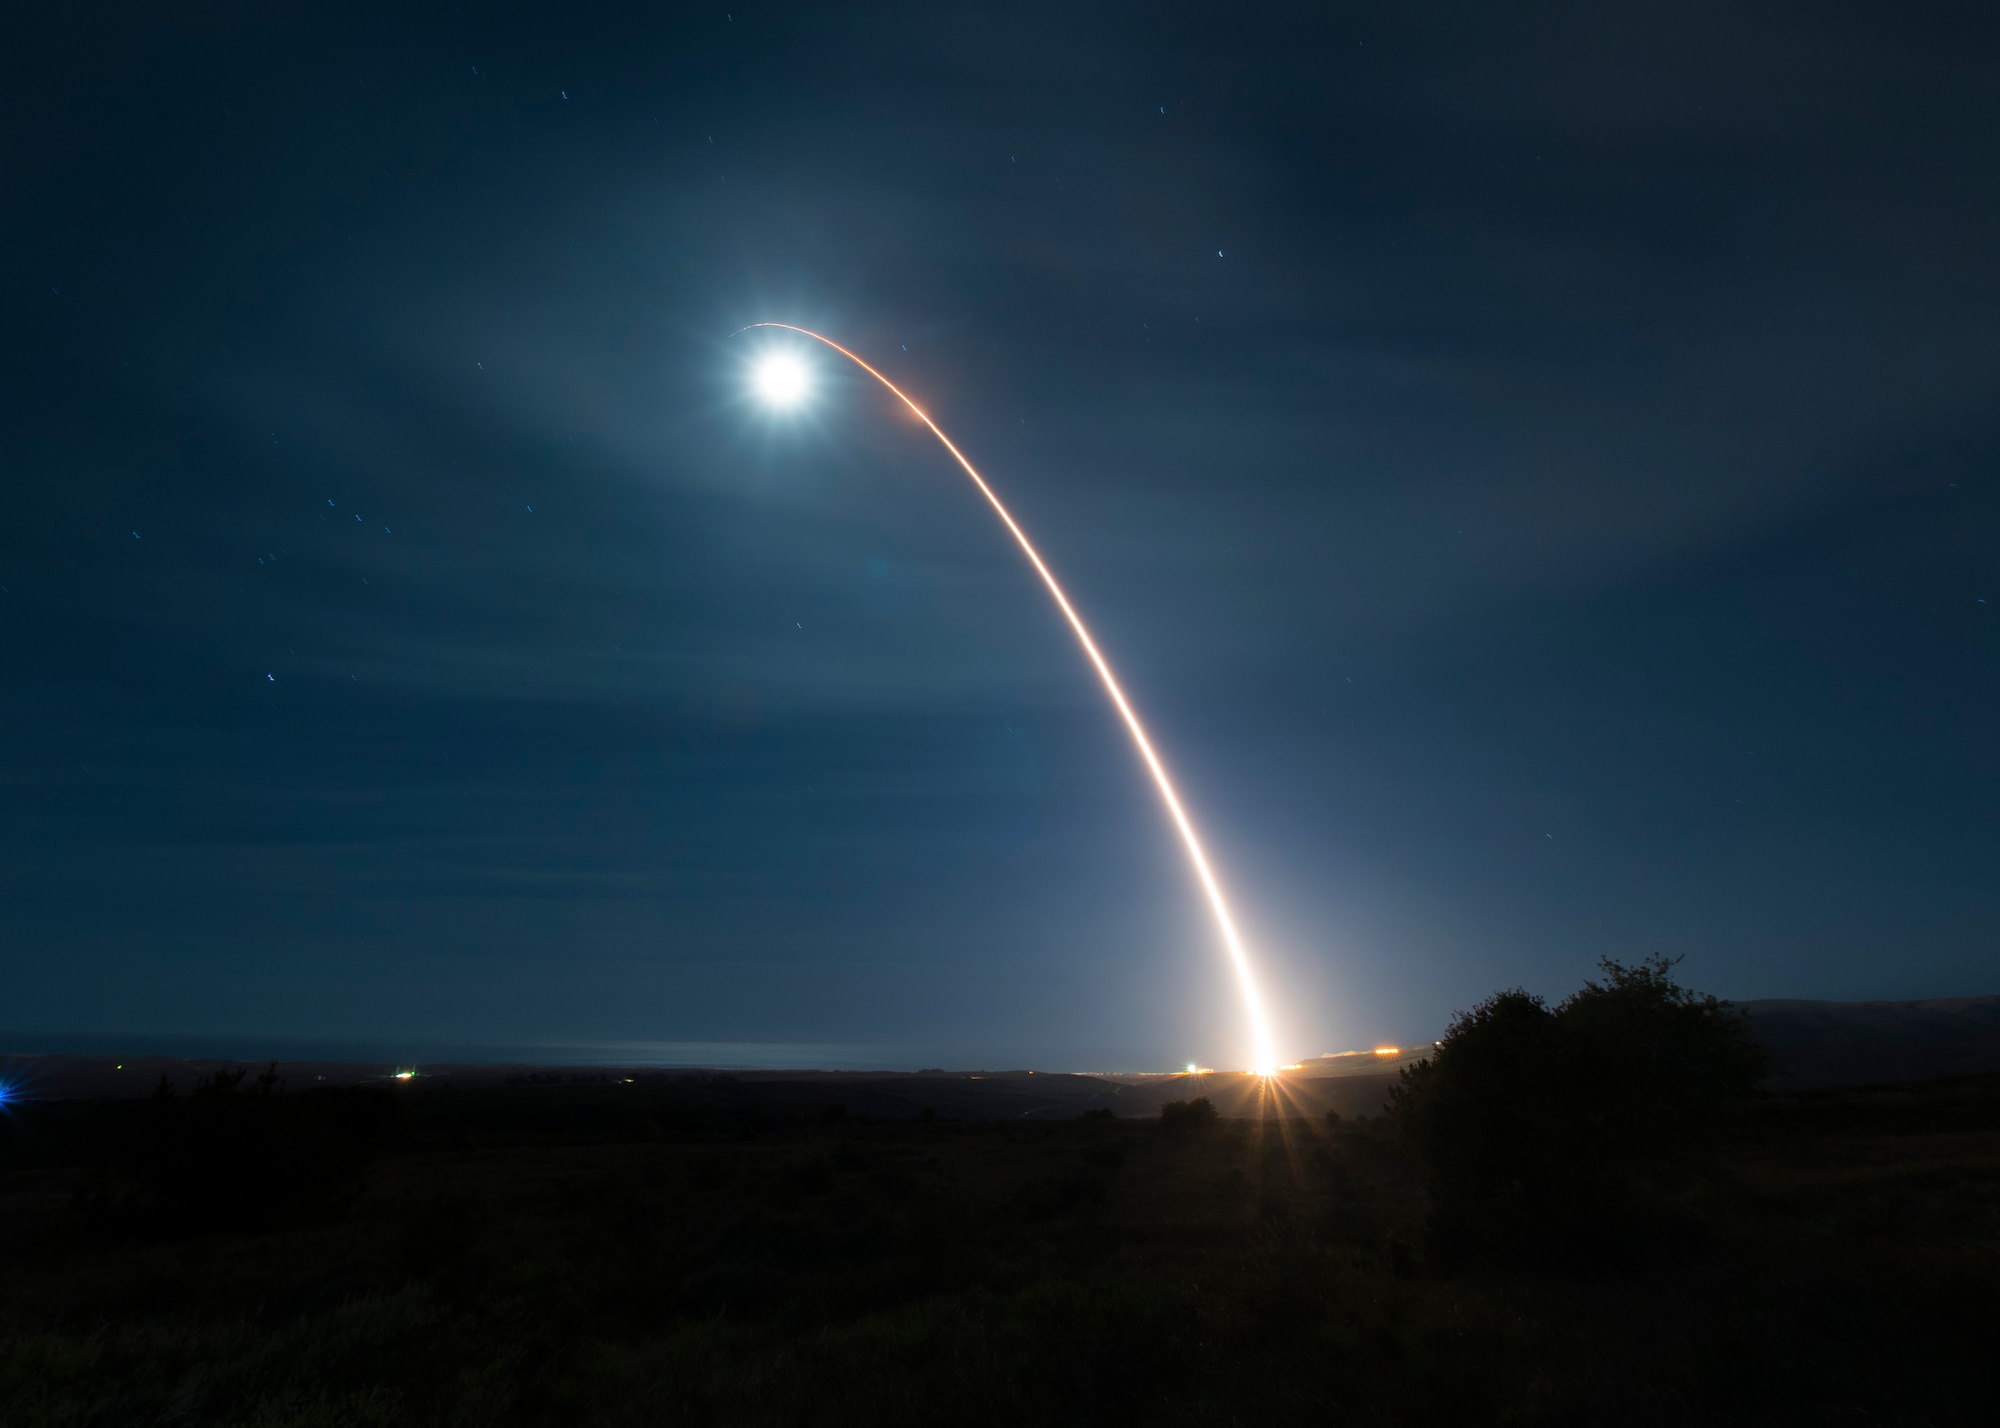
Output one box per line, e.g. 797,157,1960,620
5,2,1996,1070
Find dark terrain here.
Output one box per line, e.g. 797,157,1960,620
0,1054,1423,1123
1745,996,2000,1089
2,1058,1996,1425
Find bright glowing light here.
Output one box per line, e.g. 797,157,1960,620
738,322,1282,1075
1373,1046,1400,1057
393,1068,416,1081
753,352,811,407
0,1080,12,1107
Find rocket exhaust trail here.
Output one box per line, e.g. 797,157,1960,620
742,323,1278,1075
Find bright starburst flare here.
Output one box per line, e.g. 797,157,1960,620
737,323,1281,1076
752,351,812,407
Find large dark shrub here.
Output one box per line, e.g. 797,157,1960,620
1554,955,1770,1162
1392,957,1767,1265
1391,989,1569,1205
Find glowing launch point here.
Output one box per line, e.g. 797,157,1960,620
733,322,1282,1076
752,352,811,407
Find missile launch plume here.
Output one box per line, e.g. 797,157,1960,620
739,323,1279,1075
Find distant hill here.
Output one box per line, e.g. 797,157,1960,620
1,1055,1412,1121
1744,996,2000,1089
16,1002,1998,1111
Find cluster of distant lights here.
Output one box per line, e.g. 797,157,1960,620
1177,1047,1402,1076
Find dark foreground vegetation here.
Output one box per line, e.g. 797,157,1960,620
3,976,1996,1425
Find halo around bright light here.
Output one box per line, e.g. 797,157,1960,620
753,352,811,407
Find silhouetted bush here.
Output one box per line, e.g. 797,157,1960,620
1393,957,1767,1266
1557,955,1770,1157
1160,1097,1218,1134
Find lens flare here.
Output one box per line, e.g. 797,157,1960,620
753,352,811,407
738,322,1280,1075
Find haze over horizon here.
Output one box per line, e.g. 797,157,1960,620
5,2,1996,1070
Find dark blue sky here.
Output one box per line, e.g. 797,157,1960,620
4,1,1995,1069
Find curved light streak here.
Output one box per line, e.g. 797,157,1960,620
741,322,1278,1074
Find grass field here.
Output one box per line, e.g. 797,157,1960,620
2,1072,1995,1426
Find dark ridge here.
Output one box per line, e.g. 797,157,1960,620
1745,995,2000,1089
